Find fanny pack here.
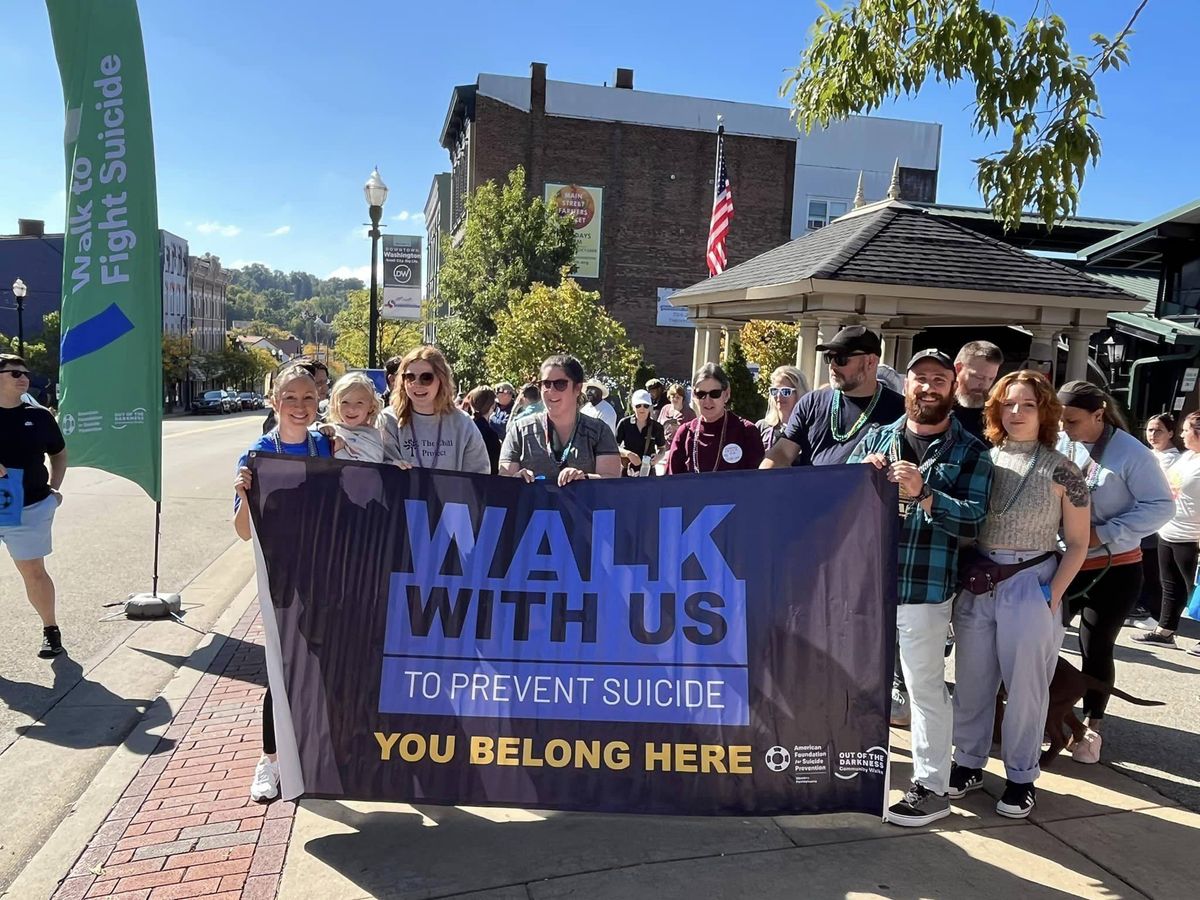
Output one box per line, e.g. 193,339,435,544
958,548,1055,595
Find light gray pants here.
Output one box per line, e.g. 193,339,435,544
952,551,1063,784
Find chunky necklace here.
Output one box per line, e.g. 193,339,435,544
268,428,318,456
830,386,881,442
990,443,1042,516
691,413,729,473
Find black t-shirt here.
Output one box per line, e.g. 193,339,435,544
782,385,906,466
953,404,986,443
901,429,935,464
0,403,66,506
615,416,666,458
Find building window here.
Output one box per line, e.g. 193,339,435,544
807,198,849,231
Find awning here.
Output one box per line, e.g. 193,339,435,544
188,366,206,380
1109,311,1200,347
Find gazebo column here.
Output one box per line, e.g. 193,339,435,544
1025,326,1061,381
721,323,742,364
691,322,708,376
893,330,917,371
704,324,722,366
1064,328,1096,383
793,316,819,386
813,316,845,387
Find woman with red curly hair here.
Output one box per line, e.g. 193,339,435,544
948,370,1091,819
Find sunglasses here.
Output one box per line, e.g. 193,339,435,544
634,403,651,409
824,351,867,367
692,389,725,400
769,386,795,399
539,378,572,392
2,370,31,379
402,371,437,385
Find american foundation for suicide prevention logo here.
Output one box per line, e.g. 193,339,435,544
764,746,791,772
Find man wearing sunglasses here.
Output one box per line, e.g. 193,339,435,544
0,354,69,658
760,325,905,469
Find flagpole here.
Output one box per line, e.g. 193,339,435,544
710,115,724,278
152,500,162,595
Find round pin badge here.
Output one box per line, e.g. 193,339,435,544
722,443,743,464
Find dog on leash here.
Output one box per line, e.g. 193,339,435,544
992,656,1165,767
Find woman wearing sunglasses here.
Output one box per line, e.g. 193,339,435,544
499,354,622,484
616,389,667,476
756,365,809,452
666,363,764,474
379,346,491,473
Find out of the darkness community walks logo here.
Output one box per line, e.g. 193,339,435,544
766,744,889,785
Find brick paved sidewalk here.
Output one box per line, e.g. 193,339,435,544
53,605,295,900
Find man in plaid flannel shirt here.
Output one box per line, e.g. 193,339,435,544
850,350,993,827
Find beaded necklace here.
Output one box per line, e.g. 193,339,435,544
830,386,882,442
1067,425,1113,493
544,413,581,469
886,423,955,517
690,413,729,473
990,443,1042,516
268,428,319,457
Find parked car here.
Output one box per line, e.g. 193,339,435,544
192,390,229,415
223,389,241,412
238,391,262,410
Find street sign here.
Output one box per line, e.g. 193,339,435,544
656,287,693,328
381,234,422,320
1181,367,1199,393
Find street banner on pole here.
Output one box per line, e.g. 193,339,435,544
381,235,422,321
248,458,898,816
46,0,163,501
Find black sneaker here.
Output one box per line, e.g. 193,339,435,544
887,782,951,827
38,626,64,659
947,763,984,798
996,780,1036,818
1132,630,1176,646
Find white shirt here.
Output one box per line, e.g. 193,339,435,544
1160,450,1200,543
1153,447,1181,473
581,401,618,435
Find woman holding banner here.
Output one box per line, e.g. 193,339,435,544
948,371,1089,819
665,364,764,474
232,361,332,803
378,347,491,474
499,354,621,484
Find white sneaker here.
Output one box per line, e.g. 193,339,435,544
1132,617,1158,631
1071,729,1102,765
249,755,280,801
890,686,911,727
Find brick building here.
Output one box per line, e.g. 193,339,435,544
435,62,941,377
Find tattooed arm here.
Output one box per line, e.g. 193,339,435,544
1051,458,1091,610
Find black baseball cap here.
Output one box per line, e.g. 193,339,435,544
815,325,882,356
906,349,955,372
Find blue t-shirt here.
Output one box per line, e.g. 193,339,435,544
234,429,332,512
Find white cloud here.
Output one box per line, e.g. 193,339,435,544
390,210,426,223
265,225,291,237
327,264,371,281
196,221,241,237
393,210,410,222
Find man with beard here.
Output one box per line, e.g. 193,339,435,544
760,325,905,469
850,350,993,828
952,341,1003,442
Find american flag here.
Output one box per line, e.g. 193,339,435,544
707,128,733,276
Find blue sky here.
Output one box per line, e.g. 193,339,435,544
1,0,1194,282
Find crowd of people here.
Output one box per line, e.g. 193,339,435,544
216,329,1194,823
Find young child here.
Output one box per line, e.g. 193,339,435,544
320,372,390,463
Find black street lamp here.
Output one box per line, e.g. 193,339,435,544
11,278,27,357
1103,334,1127,374
363,168,389,368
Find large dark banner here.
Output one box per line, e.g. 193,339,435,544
247,455,898,816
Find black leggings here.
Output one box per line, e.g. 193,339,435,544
1068,563,1142,720
1158,538,1198,632
262,688,276,756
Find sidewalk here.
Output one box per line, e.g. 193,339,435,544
50,604,294,900
40,605,1199,900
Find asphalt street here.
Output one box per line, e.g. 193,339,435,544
0,410,265,748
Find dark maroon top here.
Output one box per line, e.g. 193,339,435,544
665,413,765,474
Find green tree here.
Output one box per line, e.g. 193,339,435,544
162,333,194,410
739,320,800,400
782,0,1145,228
330,288,422,369
438,166,577,386
0,310,61,377
725,340,766,422
486,270,640,389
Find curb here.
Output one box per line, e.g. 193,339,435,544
1,551,258,899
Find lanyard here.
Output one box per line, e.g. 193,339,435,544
544,413,581,469
407,415,446,469
268,428,319,457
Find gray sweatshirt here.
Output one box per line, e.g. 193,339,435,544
378,407,491,474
